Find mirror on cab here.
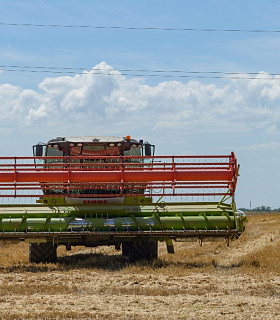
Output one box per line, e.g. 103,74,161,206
33,144,45,157
145,143,152,156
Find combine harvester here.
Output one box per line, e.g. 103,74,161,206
0,136,246,263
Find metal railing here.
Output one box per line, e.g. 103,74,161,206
0,153,237,198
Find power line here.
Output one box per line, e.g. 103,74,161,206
1,22,280,33
0,65,279,80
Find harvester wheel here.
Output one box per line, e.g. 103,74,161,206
121,242,131,257
29,242,57,264
122,240,158,262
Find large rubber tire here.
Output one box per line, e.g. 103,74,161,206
122,242,131,257
29,242,57,264
122,240,158,262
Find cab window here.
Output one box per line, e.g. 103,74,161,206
46,146,64,157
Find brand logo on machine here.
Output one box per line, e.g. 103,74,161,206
82,200,108,204
65,197,124,205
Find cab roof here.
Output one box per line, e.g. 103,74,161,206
48,136,138,144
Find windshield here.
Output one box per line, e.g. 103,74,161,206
124,145,142,164
46,146,64,157
45,142,146,159
70,145,122,156
124,146,141,156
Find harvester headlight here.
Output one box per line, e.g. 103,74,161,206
69,143,74,147
138,145,142,149
117,143,122,147
132,144,137,148
109,143,115,147
53,145,58,149
77,143,82,147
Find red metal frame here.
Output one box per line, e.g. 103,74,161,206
0,153,238,198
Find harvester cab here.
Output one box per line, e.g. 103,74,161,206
33,135,155,158
0,135,246,263
33,136,155,205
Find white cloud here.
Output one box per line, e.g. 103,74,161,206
26,104,48,122
0,62,280,137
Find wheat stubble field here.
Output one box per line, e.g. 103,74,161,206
0,212,279,320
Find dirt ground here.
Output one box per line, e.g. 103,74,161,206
0,212,279,320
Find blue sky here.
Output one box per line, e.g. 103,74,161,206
0,0,279,209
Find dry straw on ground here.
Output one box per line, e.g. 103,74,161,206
0,213,279,319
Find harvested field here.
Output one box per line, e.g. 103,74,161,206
0,212,279,319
